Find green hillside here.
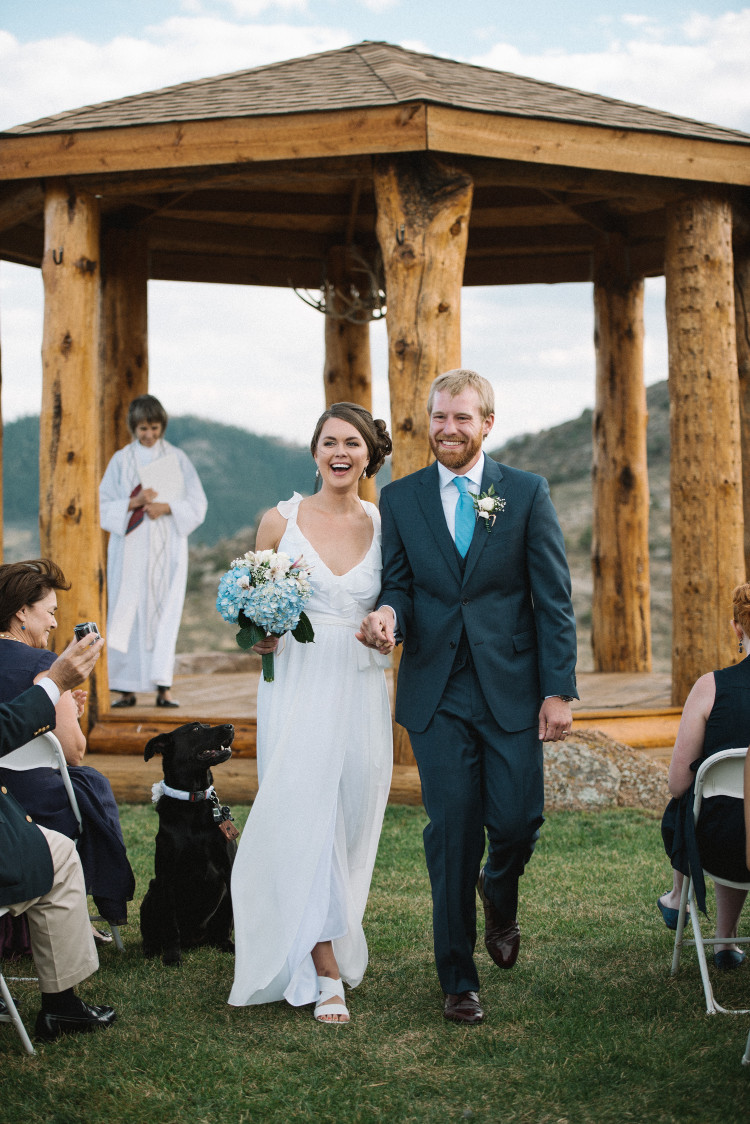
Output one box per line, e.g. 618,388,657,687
2,414,317,552
489,379,669,481
3,388,674,669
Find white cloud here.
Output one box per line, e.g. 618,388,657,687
219,0,308,15
471,10,750,130
0,19,349,130
358,0,399,12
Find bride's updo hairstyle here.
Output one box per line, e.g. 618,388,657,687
310,402,392,479
732,582,750,635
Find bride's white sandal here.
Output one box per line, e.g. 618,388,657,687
314,975,350,1024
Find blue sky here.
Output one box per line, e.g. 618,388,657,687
1,2,749,445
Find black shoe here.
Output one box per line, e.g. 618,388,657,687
714,949,746,971
111,693,136,708
35,1003,117,1041
443,991,484,1025
155,695,180,708
477,869,521,969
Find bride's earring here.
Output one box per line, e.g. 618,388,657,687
315,466,320,479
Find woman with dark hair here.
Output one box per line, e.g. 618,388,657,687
658,582,750,969
100,394,207,708
0,559,134,934
229,403,393,1023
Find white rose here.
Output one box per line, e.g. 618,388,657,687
477,496,496,512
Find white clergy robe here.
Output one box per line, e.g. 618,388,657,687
99,438,207,693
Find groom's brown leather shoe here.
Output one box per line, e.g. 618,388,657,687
443,991,484,1024
477,869,521,969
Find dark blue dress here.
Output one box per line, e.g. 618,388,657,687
0,640,134,923
662,659,750,912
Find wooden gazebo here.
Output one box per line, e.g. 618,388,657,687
1,41,750,758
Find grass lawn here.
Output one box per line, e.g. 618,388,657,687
2,805,749,1123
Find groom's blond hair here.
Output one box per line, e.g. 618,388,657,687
427,370,495,419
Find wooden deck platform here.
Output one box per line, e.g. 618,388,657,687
86,663,679,804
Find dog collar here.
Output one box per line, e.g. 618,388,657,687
152,781,216,804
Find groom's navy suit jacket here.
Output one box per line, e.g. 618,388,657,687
378,455,577,734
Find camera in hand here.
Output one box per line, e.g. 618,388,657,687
74,621,100,642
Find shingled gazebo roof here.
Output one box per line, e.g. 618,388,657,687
7,40,750,147
1,40,749,290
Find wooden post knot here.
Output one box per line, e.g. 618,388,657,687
437,302,450,314
74,257,97,275
449,219,463,236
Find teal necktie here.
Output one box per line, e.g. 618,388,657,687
453,476,475,557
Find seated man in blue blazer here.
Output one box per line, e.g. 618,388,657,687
359,370,577,1024
1,635,117,1041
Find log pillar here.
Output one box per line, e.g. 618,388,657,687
665,192,744,705
99,222,149,472
734,234,750,576
591,233,651,671
374,154,472,481
374,152,473,765
40,181,107,729
323,244,375,503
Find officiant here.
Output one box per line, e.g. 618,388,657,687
100,394,207,708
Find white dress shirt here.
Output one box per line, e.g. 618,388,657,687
437,453,485,543
37,677,61,705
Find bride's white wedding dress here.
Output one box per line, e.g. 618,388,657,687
228,493,393,1007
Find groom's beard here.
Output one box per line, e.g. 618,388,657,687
429,430,484,472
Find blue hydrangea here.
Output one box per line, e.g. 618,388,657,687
216,566,253,624
245,578,308,634
216,554,312,636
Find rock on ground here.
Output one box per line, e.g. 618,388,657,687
544,729,668,812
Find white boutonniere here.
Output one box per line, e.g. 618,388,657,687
472,485,506,531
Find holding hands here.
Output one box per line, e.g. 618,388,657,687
356,608,396,655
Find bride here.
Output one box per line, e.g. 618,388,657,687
228,403,393,1023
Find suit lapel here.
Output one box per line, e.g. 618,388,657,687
416,462,463,585
462,457,505,585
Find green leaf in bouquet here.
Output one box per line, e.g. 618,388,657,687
236,620,266,650
291,612,315,644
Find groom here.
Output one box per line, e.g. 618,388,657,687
359,369,577,1024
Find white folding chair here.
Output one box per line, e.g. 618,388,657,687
670,747,750,1015
1,733,124,951
0,906,35,1055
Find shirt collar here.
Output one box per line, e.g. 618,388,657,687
437,452,485,491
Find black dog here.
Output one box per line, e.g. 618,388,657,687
140,721,237,966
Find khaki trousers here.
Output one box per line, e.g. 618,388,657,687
6,826,99,993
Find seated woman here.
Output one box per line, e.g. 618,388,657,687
658,582,750,970
0,559,134,930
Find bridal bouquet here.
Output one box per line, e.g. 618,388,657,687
216,549,314,681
